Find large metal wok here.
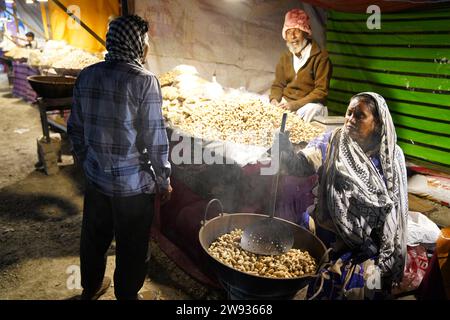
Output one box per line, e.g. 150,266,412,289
27,75,76,99
199,199,329,300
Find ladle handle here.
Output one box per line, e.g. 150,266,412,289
269,113,288,219
202,198,224,225
280,112,287,132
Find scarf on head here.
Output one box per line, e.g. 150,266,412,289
317,92,408,284
105,15,148,66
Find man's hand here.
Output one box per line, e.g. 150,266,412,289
159,184,173,205
270,99,279,106
278,101,297,112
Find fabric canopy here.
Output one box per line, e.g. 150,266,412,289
14,0,45,39
300,0,450,13
136,0,303,93
48,0,119,53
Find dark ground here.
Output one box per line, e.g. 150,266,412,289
0,74,224,300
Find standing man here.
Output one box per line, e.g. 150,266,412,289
24,32,38,49
11,32,39,49
67,15,172,300
270,9,332,122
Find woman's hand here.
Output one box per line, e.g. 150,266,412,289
272,131,294,160
160,184,173,205
352,238,379,264
275,131,294,153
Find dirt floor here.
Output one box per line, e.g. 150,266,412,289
0,74,225,300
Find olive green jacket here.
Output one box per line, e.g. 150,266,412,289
269,41,332,111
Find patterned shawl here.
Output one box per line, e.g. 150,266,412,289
105,15,148,66
318,92,408,283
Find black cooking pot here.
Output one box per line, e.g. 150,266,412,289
199,199,329,300
27,75,76,99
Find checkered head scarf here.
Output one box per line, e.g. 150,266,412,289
105,15,149,65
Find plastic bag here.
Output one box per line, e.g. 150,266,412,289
202,81,224,100
174,73,208,98
172,64,199,75
393,245,429,295
296,103,328,123
407,211,441,246
408,174,450,206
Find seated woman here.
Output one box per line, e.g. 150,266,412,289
277,92,408,299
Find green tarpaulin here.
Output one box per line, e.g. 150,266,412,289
326,8,450,168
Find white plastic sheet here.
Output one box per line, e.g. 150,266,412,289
169,126,269,168
408,174,450,206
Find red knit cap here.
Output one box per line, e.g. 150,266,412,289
282,9,312,40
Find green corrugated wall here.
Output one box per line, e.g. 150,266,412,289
326,8,450,168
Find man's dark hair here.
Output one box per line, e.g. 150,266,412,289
25,32,35,39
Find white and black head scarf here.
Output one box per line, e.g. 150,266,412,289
320,92,408,284
105,15,149,65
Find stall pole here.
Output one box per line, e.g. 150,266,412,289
40,2,50,40
12,3,19,36
121,0,129,16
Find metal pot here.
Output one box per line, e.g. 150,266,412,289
27,75,77,99
199,199,329,300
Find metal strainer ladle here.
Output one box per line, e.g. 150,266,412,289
240,113,294,255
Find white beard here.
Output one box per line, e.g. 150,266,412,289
286,39,307,55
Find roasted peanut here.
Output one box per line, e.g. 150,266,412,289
208,229,317,279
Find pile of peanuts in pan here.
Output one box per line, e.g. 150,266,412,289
208,229,317,279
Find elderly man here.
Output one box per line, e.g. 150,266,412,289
270,9,332,122
68,15,172,300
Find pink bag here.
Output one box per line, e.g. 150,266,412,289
394,245,429,294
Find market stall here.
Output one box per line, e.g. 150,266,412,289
0,1,117,176
132,0,450,299
12,59,38,102
0,0,116,89
0,0,447,300
148,65,329,290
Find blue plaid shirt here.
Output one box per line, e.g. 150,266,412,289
68,61,171,197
